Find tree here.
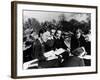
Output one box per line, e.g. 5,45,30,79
23,18,41,35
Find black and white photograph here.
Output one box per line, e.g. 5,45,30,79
23,10,91,69
11,1,97,78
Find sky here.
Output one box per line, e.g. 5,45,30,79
23,10,91,23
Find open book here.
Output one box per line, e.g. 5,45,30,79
43,48,66,61
54,48,66,55
72,47,91,59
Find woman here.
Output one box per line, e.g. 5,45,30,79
71,29,86,52
33,28,59,68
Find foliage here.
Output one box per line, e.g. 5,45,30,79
23,14,91,41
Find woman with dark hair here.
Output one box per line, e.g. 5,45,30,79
69,28,90,67
71,29,86,52
53,28,69,66
54,28,68,50
33,28,59,68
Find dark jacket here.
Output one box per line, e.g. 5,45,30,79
62,56,85,67
33,39,46,61
53,37,69,63
33,39,59,68
44,39,55,51
71,35,86,52
54,37,68,50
